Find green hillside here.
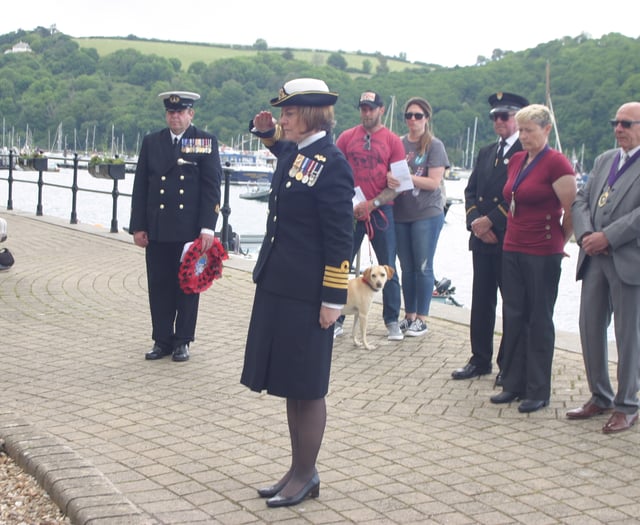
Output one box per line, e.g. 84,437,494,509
1,28,638,169
74,37,430,74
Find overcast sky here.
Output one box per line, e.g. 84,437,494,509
1,0,637,67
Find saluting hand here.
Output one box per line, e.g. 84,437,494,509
253,111,276,133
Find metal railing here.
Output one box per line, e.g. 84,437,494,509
0,150,234,249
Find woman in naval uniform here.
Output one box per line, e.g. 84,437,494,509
240,78,354,508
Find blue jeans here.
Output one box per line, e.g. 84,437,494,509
395,213,444,316
349,205,401,324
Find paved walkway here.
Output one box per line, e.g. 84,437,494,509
1,209,638,525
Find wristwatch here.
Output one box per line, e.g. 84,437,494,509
373,199,381,208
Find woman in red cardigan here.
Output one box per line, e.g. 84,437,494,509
490,104,576,413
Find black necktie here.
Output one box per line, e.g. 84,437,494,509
173,137,179,147
495,139,507,166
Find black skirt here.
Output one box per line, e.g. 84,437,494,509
241,286,334,400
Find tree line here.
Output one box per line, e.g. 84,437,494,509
1,27,638,170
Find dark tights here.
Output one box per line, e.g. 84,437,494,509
275,397,326,497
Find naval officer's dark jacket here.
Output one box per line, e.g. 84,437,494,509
465,138,523,253
252,133,354,306
129,125,222,242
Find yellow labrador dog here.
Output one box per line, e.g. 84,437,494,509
341,265,394,349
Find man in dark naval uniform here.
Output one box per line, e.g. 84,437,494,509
451,91,529,384
129,91,222,362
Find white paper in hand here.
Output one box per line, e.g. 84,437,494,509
390,159,414,192
353,186,367,206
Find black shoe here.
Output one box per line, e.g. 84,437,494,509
518,399,549,413
145,344,172,360
266,473,320,508
172,344,190,362
451,362,491,380
490,391,522,404
494,372,504,388
257,479,288,498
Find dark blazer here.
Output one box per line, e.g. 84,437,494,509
253,134,354,305
129,125,222,242
465,139,523,253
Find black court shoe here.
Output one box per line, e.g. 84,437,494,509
266,474,320,508
257,479,287,498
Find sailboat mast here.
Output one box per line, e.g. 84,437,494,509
469,116,478,168
546,61,562,153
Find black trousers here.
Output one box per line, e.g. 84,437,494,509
469,250,504,370
146,241,200,350
500,251,562,401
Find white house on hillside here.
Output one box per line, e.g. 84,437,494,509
4,41,33,54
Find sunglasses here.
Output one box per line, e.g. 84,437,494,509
609,119,640,129
490,112,514,122
363,134,371,151
404,112,426,120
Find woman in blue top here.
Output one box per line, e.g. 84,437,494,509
388,97,449,336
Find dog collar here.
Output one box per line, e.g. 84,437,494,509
362,274,379,292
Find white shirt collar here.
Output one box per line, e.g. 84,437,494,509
502,131,519,148
622,145,640,158
298,131,326,149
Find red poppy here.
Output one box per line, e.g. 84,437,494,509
178,237,228,294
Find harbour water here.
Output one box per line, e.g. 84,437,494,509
0,167,598,337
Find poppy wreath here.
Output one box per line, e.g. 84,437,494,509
178,237,228,294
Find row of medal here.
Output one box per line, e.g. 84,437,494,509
180,138,213,154
288,153,325,187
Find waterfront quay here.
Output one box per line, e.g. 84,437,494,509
1,209,638,525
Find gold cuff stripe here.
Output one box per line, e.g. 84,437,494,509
498,204,508,217
323,261,350,290
465,205,477,216
323,277,348,290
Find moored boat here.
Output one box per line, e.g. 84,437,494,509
239,182,271,201
219,147,275,184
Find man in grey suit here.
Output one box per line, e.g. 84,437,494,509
567,101,640,433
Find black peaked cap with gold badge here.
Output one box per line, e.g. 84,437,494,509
488,92,529,114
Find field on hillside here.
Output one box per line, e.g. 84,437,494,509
75,37,427,73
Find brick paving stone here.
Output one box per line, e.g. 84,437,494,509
1,210,639,524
